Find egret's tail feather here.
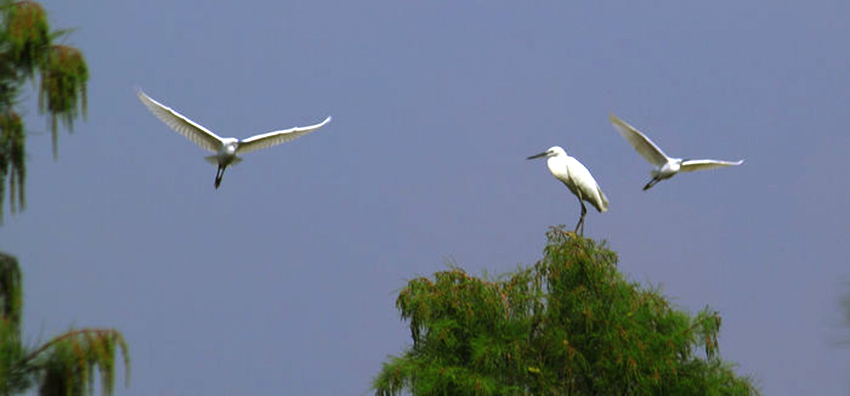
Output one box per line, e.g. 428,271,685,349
596,188,609,213
205,156,242,166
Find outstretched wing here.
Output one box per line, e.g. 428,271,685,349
609,113,669,167
136,89,224,153
680,159,744,173
236,116,331,155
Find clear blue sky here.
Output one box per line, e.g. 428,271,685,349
2,1,849,394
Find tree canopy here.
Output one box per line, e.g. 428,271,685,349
0,3,127,395
0,0,89,221
0,253,129,396
374,226,758,395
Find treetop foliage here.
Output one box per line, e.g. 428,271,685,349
0,0,89,222
374,226,758,395
0,252,129,396
0,3,128,394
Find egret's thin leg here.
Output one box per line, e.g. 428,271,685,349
643,177,660,191
574,192,587,235
215,166,225,189
577,201,587,235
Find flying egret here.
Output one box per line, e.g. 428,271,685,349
609,113,743,191
136,89,331,189
528,146,609,235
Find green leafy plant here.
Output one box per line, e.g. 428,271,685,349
375,226,758,395
0,253,129,396
0,0,90,221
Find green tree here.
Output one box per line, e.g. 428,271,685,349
0,253,129,396
0,2,128,395
0,0,89,221
374,226,758,395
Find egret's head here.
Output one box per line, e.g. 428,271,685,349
527,146,566,160
221,138,239,154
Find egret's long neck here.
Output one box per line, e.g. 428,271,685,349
546,155,569,179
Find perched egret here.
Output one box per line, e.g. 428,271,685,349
528,146,609,235
136,89,331,189
609,113,743,191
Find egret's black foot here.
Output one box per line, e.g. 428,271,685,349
643,178,660,191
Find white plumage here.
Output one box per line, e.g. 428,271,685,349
137,89,331,188
528,146,608,235
609,113,743,190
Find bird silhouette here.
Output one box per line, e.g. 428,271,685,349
609,113,742,190
528,146,608,235
137,89,331,188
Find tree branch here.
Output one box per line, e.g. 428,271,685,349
23,328,118,363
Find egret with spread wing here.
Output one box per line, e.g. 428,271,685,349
528,146,608,235
609,113,742,190
137,89,331,188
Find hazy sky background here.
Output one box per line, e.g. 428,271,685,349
2,1,849,394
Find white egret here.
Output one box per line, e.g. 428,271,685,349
136,89,331,189
528,146,609,235
609,113,743,191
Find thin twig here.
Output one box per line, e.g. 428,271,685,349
23,328,116,363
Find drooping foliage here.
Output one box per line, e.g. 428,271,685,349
0,0,89,221
0,253,130,396
0,252,26,394
38,44,88,155
0,4,127,394
374,226,758,395
4,0,48,79
0,111,24,221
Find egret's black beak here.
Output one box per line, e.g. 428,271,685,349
527,151,548,160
